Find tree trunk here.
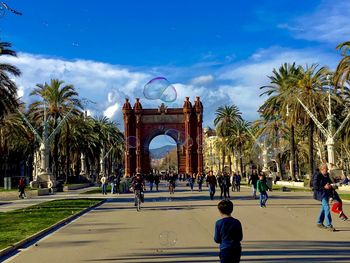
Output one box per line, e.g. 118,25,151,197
222,148,225,172
65,123,70,184
308,118,314,186
277,153,283,179
290,125,297,180
239,144,243,175
52,116,59,180
228,154,232,173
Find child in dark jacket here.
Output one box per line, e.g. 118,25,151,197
214,200,243,263
257,173,271,208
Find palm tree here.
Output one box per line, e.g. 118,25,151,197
29,79,82,178
260,63,301,180
335,41,350,88
214,105,242,171
295,64,329,178
227,120,251,175
0,41,21,119
0,106,36,180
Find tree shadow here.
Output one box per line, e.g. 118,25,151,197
83,240,350,262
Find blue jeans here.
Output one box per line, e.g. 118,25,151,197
111,183,115,194
260,191,268,207
317,197,332,227
209,185,215,199
102,183,107,195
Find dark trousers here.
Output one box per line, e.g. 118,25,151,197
223,187,230,199
236,183,240,192
220,247,241,263
220,186,224,198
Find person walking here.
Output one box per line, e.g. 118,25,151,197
189,174,195,192
154,174,160,191
257,172,270,208
207,171,217,200
223,173,231,199
115,175,121,195
197,173,204,192
214,199,243,263
217,173,224,199
235,172,241,192
313,163,336,231
149,173,154,192
101,175,107,195
231,173,236,192
18,177,26,199
248,169,259,199
110,177,115,194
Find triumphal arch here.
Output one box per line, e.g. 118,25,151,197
122,97,203,176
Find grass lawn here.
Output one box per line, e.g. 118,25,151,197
82,185,113,194
0,198,102,250
0,188,18,192
272,185,312,192
339,194,350,201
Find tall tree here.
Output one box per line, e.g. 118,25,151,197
29,79,82,178
260,63,301,180
214,105,242,171
0,41,21,119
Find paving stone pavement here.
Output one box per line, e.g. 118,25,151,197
3,182,350,263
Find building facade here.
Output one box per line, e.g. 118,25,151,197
202,127,238,174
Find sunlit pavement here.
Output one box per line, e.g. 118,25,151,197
4,182,350,263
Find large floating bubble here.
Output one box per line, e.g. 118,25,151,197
159,231,177,247
144,77,177,103
0,5,5,17
164,129,193,147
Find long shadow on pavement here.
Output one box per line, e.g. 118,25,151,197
83,240,350,262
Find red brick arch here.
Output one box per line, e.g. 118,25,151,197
122,97,203,176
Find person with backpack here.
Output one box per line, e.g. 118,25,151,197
207,171,217,200
257,172,271,208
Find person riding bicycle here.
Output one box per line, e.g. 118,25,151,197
132,173,145,205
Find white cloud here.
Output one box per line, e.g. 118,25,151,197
219,47,338,120
190,74,214,85
281,0,350,44
103,104,119,119
3,52,151,123
3,46,340,128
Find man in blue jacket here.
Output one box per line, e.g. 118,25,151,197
312,163,335,231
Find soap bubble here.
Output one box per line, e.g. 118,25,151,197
159,231,177,247
164,129,193,147
160,85,177,103
144,77,177,103
126,136,137,148
0,6,5,17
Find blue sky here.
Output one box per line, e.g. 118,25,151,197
2,0,350,148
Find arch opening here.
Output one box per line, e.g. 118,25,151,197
149,135,179,173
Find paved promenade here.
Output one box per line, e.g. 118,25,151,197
3,182,350,263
